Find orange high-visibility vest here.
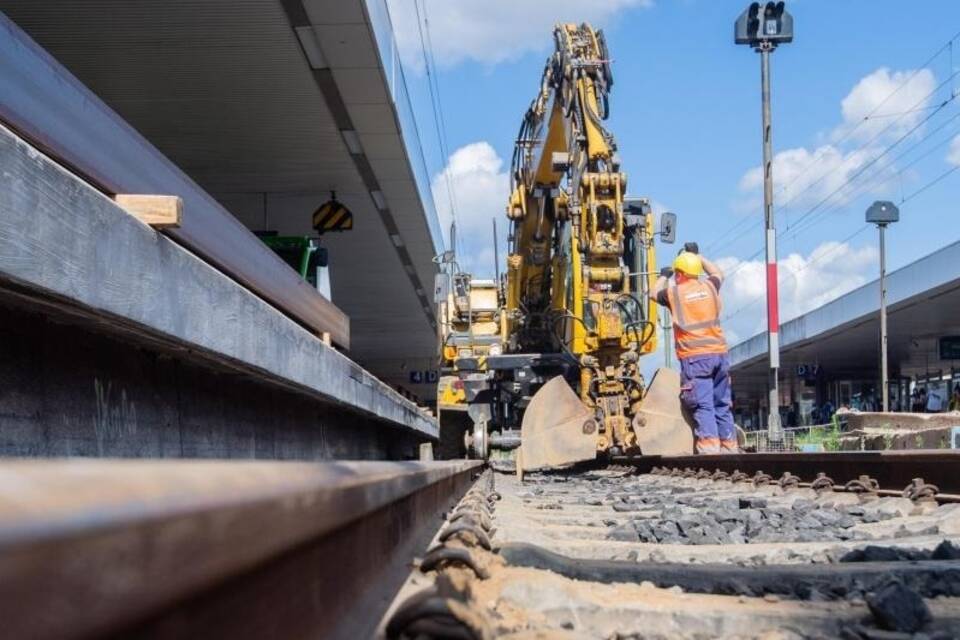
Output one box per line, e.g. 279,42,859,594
667,279,727,360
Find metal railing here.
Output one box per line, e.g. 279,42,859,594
743,422,843,452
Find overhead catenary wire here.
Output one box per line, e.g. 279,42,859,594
715,71,960,283
781,106,960,242
737,68,960,256
782,86,959,236
421,0,458,212
722,156,960,325
720,224,872,324
773,30,960,207
901,163,960,203
414,0,463,257
701,30,960,260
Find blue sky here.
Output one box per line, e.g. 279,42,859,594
388,0,960,358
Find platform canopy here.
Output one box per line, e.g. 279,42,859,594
730,240,960,407
0,0,444,397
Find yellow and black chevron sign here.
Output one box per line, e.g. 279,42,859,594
312,198,353,234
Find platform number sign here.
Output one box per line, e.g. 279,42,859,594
408,370,439,384
796,364,820,379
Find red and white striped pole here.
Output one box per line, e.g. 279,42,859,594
760,41,783,441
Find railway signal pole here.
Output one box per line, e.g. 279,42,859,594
735,2,793,444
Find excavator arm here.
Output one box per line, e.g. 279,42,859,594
442,23,693,470
506,24,693,470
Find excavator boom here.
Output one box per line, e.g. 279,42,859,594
438,23,694,471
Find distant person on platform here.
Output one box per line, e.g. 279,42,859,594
911,388,923,413
650,243,736,454
950,384,960,412
926,387,943,413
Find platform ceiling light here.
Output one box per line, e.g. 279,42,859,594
340,129,362,155
294,26,329,70
390,233,404,247
370,189,387,211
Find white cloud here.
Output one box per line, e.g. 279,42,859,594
736,67,933,214
387,0,652,71
432,142,510,276
717,241,878,344
836,68,936,143
948,134,960,167
737,144,888,212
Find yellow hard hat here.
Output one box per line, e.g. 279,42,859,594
673,251,703,277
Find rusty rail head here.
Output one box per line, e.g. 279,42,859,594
0,459,483,640
625,450,960,498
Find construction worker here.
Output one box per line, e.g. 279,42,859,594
649,243,737,454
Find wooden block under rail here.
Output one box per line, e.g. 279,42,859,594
114,194,183,229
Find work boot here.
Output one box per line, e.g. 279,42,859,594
719,439,740,454
696,437,721,454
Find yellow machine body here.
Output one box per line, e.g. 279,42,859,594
439,23,693,469
504,24,692,470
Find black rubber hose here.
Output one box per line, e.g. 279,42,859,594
498,542,960,600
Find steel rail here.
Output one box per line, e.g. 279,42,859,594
626,450,960,496
0,14,349,347
0,459,482,640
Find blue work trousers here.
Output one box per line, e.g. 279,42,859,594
679,353,735,445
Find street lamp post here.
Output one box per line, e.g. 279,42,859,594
735,2,793,444
866,201,900,412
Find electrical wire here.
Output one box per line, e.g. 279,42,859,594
722,158,960,324
783,89,958,237
701,30,960,260
722,77,959,262
774,30,960,210
720,223,872,323
783,104,960,241
413,0,462,256
901,163,960,203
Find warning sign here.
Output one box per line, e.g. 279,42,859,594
312,198,353,234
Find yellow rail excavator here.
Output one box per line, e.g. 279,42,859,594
437,23,694,473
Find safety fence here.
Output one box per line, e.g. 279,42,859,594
743,422,845,452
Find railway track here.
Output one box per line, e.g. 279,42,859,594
385,451,960,639
2,453,959,639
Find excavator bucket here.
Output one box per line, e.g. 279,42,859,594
632,367,696,456
518,376,597,473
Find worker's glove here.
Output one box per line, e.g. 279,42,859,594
683,242,699,255
660,267,674,279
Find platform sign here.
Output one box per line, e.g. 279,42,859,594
939,336,960,361
408,370,439,384
312,198,353,234
795,364,821,379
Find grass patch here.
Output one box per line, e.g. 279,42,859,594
794,423,843,451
